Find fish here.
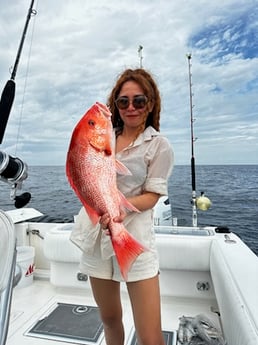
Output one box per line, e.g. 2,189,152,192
177,315,226,345
66,102,147,280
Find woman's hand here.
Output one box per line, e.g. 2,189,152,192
113,208,127,223
99,213,111,235
99,208,127,236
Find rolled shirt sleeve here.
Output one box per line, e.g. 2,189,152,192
143,135,174,195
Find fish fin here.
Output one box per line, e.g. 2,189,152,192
118,191,141,213
96,102,111,119
115,159,132,175
82,202,100,225
111,228,147,280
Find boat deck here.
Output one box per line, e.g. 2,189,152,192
7,278,220,345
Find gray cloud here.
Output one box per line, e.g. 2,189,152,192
0,0,257,165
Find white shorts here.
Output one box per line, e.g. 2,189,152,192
79,234,159,282
76,209,159,282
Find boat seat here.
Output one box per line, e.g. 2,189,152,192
0,210,16,293
210,235,258,345
0,210,17,345
44,224,81,263
44,227,213,271
44,226,214,288
155,234,215,298
156,234,212,271
43,224,83,287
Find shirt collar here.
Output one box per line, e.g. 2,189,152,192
112,126,160,150
133,126,160,146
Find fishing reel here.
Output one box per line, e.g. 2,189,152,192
0,150,31,208
196,191,212,211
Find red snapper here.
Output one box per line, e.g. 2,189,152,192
66,102,146,280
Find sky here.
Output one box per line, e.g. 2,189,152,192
0,0,257,166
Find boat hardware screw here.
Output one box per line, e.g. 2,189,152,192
196,281,210,291
77,272,88,282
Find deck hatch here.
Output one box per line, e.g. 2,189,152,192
26,303,103,344
129,330,177,345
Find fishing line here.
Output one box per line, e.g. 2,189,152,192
14,0,39,156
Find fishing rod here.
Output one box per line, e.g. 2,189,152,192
0,0,36,144
186,54,211,227
0,1,36,208
186,53,198,226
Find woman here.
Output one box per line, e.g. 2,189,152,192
77,68,174,345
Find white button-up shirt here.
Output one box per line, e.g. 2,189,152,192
70,126,174,260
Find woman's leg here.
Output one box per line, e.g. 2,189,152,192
89,277,124,345
127,275,165,345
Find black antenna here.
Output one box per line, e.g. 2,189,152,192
186,53,198,226
0,0,36,144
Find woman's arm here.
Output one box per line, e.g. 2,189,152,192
100,192,160,229
127,191,160,212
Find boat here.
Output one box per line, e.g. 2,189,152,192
1,3,258,345
1,195,258,345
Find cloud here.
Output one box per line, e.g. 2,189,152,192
0,0,257,165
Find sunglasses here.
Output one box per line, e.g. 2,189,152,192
115,95,148,110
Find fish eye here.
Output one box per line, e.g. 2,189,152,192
88,119,95,127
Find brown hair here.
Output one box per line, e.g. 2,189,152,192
107,68,161,135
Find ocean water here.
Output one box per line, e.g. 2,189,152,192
1,165,257,256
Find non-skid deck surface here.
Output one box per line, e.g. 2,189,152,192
26,303,103,344
129,330,177,345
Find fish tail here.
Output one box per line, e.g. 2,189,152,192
111,228,147,281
